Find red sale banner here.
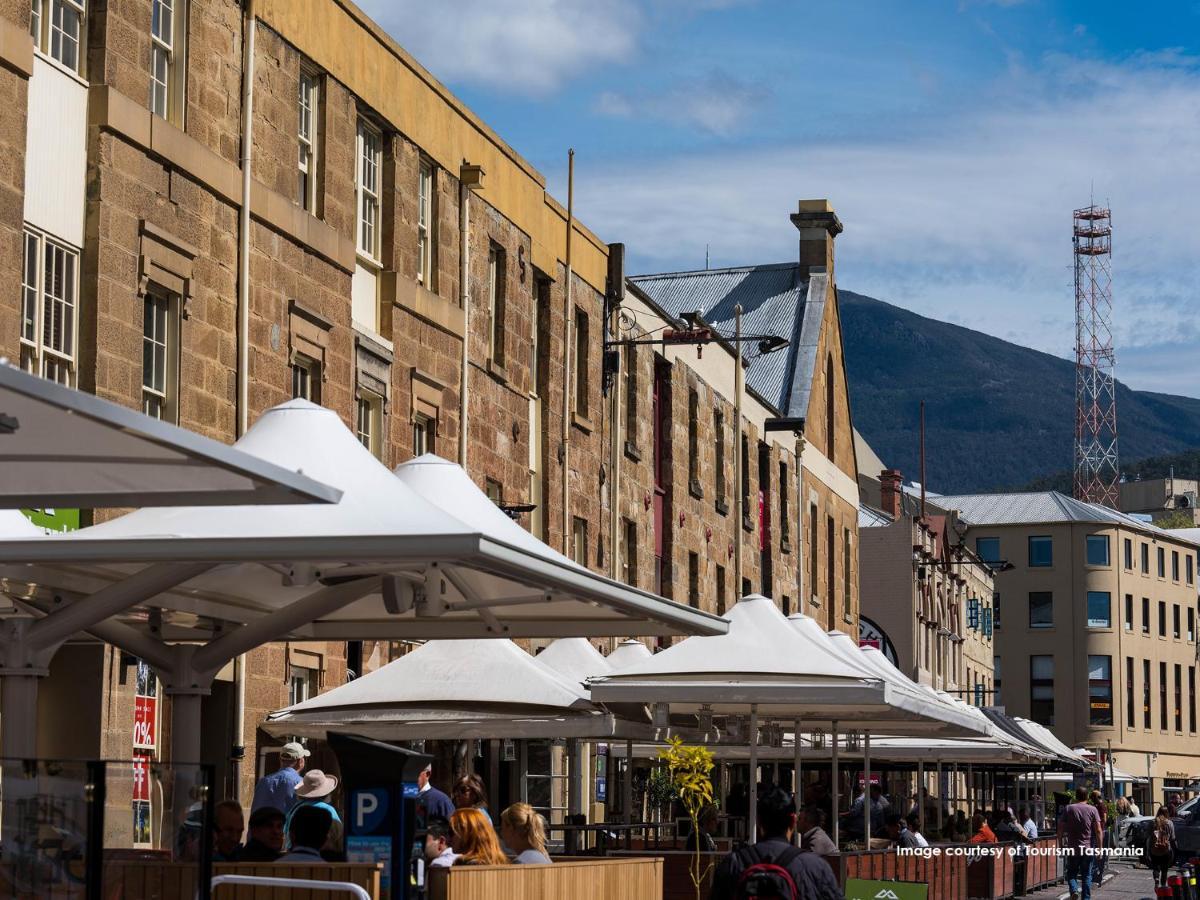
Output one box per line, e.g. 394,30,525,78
133,695,157,751
132,754,151,802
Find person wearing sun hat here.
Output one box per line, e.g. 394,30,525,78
284,768,343,854
251,741,310,815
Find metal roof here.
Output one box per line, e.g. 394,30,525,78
858,505,893,528
937,490,1200,545
629,263,816,414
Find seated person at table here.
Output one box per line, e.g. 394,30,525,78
500,803,552,864
279,805,332,862
842,784,887,839
424,817,459,868
948,810,970,841
994,809,1032,845
449,808,508,866
684,805,719,853
905,813,929,849
799,806,838,856
238,807,285,861
886,813,920,849
967,813,997,844
212,800,245,862
709,787,843,900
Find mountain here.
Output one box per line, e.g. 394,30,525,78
1024,447,1200,494
839,290,1200,493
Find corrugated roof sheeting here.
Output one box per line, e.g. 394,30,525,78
630,264,807,412
858,505,893,528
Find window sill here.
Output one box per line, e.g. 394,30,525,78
572,411,594,434
715,498,729,516
33,49,88,87
742,514,754,533
688,479,704,501
486,358,509,384
623,441,641,463
780,539,791,555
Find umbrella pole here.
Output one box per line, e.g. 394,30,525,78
793,717,802,846
864,730,872,848
748,705,759,842
917,760,925,835
624,739,633,844
967,763,973,813
831,720,840,848
936,760,943,837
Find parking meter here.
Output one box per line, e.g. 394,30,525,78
328,733,432,900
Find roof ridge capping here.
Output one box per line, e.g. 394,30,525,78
630,261,801,281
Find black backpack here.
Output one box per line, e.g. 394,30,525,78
734,844,802,900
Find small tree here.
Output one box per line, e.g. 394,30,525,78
659,736,715,900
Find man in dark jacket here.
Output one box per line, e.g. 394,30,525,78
710,786,843,900
238,807,285,862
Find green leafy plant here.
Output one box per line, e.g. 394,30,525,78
659,737,716,900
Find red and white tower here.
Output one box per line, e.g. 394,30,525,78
1073,204,1118,507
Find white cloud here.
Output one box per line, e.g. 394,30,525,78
593,70,770,135
356,0,640,95
569,53,1200,392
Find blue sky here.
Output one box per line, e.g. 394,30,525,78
358,0,1200,396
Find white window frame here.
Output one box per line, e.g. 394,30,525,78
149,0,185,123
413,411,435,457
487,244,505,365
356,117,381,262
417,160,434,285
20,227,79,387
33,0,85,75
298,67,319,212
291,353,321,402
141,288,179,423
356,390,383,459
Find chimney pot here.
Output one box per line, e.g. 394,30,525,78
791,199,843,273
880,468,903,520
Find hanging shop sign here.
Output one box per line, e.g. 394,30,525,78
858,615,899,667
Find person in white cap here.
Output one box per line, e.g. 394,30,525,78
251,741,310,815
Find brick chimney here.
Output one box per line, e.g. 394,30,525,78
790,199,843,274
880,469,903,520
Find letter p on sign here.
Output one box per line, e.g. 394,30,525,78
351,788,388,834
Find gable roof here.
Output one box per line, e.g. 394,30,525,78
629,263,828,417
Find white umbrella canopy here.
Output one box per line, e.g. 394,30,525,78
0,401,726,642
263,638,669,741
535,638,612,687
606,638,652,671
1013,718,1090,767
0,362,340,508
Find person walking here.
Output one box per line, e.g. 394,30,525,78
1089,791,1110,883
251,742,310,814
709,787,843,900
1058,788,1103,900
1147,806,1176,889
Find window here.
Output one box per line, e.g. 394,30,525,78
1142,597,1150,634
843,527,852,618
356,391,383,459
1189,554,1195,585
141,290,178,422
994,654,1002,703
356,118,381,260
573,308,588,417
1158,546,1166,578
741,433,751,526
484,478,502,505
1030,655,1054,726
1189,607,1195,642
621,519,637,587
412,412,435,457
993,591,1001,629
624,345,638,449
571,517,587,567
687,389,699,490
1160,661,1168,730
291,354,320,402
1173,604,1181,640
826,514,836,613
809,503,818,600
778,461,790,545
1085,534,1109,566
1159,600,1167,638
31,0,84,73
19,229,78,386
149,0,185,122
288,665,318,708
1088,655,1113,726
1086,591,1110,628
417,161,435,285
1126,657,1135,729
1124,538,1133,570
976,537,1000,563
487,245,507,367
1124,594,1133,631
715,565,726,616
1141,543,1149,574
1172,551,1180,581
1190,666,1197,733
1144,659,1152,729
1175,664,1183,732
1028,535,1052,567
714,409,726,508
1028,592,1053,628
298,68,319,212
688,552,699,609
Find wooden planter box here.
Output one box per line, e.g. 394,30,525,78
428,856,662,900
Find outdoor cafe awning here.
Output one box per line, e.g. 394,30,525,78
0,362,340,508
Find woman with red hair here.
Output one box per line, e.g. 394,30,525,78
449,808,508,867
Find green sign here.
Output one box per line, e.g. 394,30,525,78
845,878,929,900
20,508,81,533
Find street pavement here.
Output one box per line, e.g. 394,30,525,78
1025,861,1159,900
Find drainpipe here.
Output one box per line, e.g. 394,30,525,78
231,0,257,802
561,150,574,554
733,304,743,594
457,164,483,468
608,253,623,653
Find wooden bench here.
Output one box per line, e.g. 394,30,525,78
428,856,662,900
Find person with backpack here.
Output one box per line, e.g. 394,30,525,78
1147,806,1176,889
709,786,843,900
